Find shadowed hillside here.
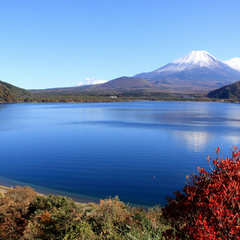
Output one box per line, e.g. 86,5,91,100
207,81,240,100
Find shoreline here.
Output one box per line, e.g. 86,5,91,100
0,185,10,196
0,176,157,208
0,182,100,205
0,184,98,207
0,183,155,209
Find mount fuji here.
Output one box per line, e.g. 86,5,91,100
134,51,240,92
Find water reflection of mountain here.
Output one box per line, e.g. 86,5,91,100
173,130,240,153
174,130,211,152
225,136,240,146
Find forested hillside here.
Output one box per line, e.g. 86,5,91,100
0,80,32,102
207,80,240,100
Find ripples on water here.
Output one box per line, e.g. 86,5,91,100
0,102,240,206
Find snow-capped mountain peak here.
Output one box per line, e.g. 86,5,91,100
224,57,240,72
172,50,216,66
156,50,221,73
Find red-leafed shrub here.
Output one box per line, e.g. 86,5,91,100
162,147,240,239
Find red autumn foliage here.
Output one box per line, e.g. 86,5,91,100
162,147,240,239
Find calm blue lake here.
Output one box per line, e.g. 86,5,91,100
0,101,240,207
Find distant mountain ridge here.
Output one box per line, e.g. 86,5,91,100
88,77,158,91
30,50,240,95
2,50,240,101
30,77,160,94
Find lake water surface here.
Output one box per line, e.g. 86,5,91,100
0,101,240,207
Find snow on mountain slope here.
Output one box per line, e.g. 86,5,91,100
224,57,240,72
155,50,231,73
134,50,240,80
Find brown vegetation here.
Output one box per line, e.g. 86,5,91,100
0,187,168,239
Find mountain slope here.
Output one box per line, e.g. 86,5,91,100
31,77,160,94
134,51,240,92
0,80,32,102
207,81,240,99
88,76,159,91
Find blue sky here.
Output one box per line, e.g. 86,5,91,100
0,0,239,89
